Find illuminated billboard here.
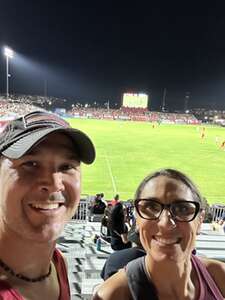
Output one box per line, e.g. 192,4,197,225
122,93,148,108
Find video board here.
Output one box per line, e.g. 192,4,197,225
122,93,148,108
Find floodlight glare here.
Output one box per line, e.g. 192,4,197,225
4,47,14,59
3,46,14,99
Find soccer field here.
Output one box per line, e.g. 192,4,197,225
67,118,225,205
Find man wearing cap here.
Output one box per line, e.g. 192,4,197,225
0,111,95,299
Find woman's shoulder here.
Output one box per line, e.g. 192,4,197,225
199,257,225,296
200,257,225,277
92,269,132,300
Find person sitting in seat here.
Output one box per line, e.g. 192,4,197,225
108,202,132,251
100,219,145,280
91,193,106,214
100,206,112,243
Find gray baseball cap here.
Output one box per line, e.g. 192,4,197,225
0,111,95,164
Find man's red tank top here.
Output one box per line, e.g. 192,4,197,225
0,248,70,299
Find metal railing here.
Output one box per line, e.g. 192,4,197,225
72,195,225,224
209,205,225,222
72,194,90,222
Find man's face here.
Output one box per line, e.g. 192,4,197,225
0,132,81,243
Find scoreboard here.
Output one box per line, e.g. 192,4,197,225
122,93,148,108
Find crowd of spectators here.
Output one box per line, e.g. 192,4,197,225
68,106,199,124
0,101,44,118
3,94,225,127
0,96,50,132
0,94,66,111
1,94,225,126
191,107,225,123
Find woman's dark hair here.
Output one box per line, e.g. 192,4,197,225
108,202,125,232
134,168,203,207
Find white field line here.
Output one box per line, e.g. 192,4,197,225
104,152,117,194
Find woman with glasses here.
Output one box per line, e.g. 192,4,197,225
93,169,225,300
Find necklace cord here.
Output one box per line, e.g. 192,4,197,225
0,258,52,283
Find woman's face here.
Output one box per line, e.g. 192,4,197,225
136,175,204,263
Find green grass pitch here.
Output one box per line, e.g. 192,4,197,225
66,118,225,205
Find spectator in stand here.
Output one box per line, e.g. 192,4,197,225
100,205,112,243
108,202,132,251
91,193,106,214
219,212,225,223
111,194,120,206
0,111,95,299
217,213,225,233
212,213,225,234
101,203,112,227
100,219,145,280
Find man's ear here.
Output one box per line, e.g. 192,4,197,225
197,210,205,235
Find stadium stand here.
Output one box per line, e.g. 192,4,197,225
68,107,199,124
191,108,225,123
2,94,225,126
0,94,200,125
0,94,67,108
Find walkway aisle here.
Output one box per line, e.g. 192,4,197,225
57,221,113,300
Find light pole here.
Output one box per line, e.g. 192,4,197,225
4,47,14,100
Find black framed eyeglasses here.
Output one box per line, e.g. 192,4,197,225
134,199,200,222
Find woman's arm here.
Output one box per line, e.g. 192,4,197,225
92,269,132,300
201,258,225,297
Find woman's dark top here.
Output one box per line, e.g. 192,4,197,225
126,255,224,300
101,247,145,280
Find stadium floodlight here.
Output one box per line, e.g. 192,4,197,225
4,47,13,59
4,47,14,99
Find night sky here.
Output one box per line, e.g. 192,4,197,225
1,1,225,111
